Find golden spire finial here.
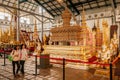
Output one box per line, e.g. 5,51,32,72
113,30,117,39
97,19,99,28
43,34,47,45
0,27,2,42
34,20,37,31
0,27,2,37
94,20,96,27
62,7,72,27
92,20,97,32
35,19,36,24
106,20,108,26
9,24,12,36
81,7,86,27
102,19,107,26
102,19,108,27
33,20,39,41
102,19,105,25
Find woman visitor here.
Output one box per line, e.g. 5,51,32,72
10,45,20,77
20,44,28,76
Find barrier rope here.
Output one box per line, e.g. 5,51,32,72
112,55,120,64
65,59,110,66
0,50,4,53
0,50,114,66
29,54,110,66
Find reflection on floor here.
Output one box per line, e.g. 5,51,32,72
0,57,110,80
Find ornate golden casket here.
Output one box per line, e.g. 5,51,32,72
43,8,95,69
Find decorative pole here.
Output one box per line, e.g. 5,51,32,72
41,7,44,43
17,0,20,42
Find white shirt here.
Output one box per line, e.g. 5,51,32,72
10,50,20,61
20,49,28,60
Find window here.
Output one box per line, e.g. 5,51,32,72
39,6,45,13
4,13,11,21
20,17,30,24
0,12,11,20
0,12,11,21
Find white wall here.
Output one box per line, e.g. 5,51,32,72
75,7,120,30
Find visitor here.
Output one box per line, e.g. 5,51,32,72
20,44,28,76
10,45,20,77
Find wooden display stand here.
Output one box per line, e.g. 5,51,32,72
38,54,52,69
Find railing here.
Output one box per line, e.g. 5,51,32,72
112,55,120,64
1,50,120,80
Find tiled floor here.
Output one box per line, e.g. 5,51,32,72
0,56,111,80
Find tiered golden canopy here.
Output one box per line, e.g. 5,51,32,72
51,8,82,42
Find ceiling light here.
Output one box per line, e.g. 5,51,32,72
57,0,63,3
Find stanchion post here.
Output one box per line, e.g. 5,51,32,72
33,55,38,76
110,63,112,80
35,55,37,76
63,58,65,80
2,51,6,66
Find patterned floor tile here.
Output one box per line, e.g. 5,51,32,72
0,57,110,80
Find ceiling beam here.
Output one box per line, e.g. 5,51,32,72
0,3,54,20
110,0,117,24
43,0,55,5
33,15,43,23
67,0,80,15
81,4,111,11
113,0,117,8
34,0,54,17
74,0,97,6
49,0,99,12
87,0,92,9
49,19,54,24
42,0,59,16
20,13,30,17
19,0,38,6
4,7,17,17
50,1,62,14
50,0,114,12
43,19,49,23
19,0,28,4
96,0,100,8
104,0,108,6
110,0,115,8
26,1,38,6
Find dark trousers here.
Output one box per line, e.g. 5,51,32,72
20,60,25,74
0,53,2,57
12,61,20,75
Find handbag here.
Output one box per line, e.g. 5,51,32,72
8,55,13,62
